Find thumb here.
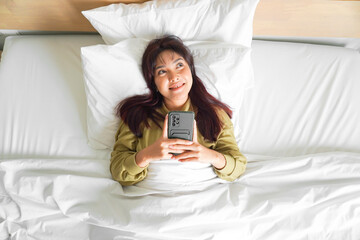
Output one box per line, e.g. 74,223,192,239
162,114,169,139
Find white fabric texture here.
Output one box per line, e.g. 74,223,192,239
1,35,360,240
81,39,253,149
0,35,106,159
82,0,259,47
240,40,360,156
1,152,360,239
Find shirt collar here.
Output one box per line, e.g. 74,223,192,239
160,98,193,114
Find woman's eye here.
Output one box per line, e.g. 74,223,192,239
158,70,165,75
177,62,184,68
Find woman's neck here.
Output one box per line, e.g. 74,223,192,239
164,97,189,111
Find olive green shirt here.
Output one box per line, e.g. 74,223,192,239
110,100,247,186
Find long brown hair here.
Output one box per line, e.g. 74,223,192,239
116,35,232,142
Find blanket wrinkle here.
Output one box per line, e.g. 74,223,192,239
1,152,360,239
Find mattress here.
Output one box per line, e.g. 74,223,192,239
0,35,360,240
1,35,360,158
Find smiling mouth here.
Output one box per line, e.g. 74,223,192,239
169,83,185,90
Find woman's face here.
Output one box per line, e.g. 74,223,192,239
154,50,193,110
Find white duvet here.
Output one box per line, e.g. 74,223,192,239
1,152,360,239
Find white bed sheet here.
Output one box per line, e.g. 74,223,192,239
1,35,360,239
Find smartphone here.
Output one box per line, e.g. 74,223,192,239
168,111,194,141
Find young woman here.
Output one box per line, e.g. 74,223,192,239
110,35,246,186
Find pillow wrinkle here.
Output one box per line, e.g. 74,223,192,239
82,0,259,46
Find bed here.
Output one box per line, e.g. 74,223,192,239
1,0,360,240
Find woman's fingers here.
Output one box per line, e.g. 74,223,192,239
166,138,193,146
172,149,199,160
162,114,169,139
168,149,186,154
168,141,199,160
159,133,195,159
168,141,197,151
178,157,198,162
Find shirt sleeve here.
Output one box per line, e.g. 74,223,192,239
213,110,247,181
110,121,148,186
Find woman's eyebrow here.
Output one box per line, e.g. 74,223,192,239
173,58,184,64
155,65,164,70
155,58,184,70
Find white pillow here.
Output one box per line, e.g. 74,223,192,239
81,39,253,149
240,41,360,157
82,0,259,47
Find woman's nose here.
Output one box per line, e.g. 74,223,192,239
168,71,179,82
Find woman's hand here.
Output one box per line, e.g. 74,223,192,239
135,114,193,167
170,120,226,169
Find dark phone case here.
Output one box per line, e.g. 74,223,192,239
168,111,194,141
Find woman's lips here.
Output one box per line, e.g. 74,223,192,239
169,82,185,90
